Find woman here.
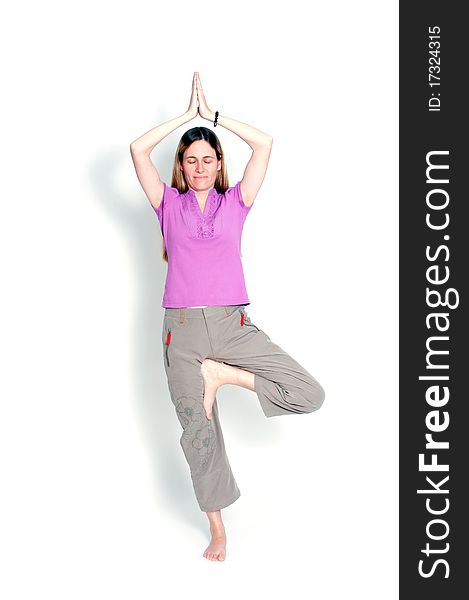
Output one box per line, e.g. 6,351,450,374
130,72,325,562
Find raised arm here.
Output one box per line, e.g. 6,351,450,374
196,73,273,206
130,73,198,209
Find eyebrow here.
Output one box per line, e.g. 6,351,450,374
186,155,216,159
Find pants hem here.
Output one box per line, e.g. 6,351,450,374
254,373,294,418
200,489,241,513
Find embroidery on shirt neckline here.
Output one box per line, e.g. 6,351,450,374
185,188,220,239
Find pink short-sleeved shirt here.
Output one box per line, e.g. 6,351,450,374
153,181,253,308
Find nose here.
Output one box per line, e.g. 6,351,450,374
195,162,205,173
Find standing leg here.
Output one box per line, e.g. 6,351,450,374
162,309,246,560
162,313,241,513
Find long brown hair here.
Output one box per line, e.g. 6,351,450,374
162,127,229,262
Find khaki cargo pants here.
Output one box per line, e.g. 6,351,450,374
161,304,325,512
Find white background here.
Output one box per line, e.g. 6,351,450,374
1,1,398,598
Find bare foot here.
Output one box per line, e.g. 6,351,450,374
203,531,227,561
200,359,230,420
200,358,256,420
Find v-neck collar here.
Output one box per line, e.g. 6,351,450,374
186,187,218,219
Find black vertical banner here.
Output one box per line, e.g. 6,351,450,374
400,3,467,597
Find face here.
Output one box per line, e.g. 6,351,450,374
180,140,221,192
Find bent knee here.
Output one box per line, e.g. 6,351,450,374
304,381,325,413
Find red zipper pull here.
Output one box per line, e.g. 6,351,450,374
166,330,171,345
240,313,245,326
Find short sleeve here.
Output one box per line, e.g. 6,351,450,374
153,183,178,225
225,181,253,223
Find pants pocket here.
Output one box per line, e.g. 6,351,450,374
164,328,172,367
237,307,260,331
